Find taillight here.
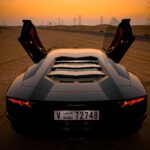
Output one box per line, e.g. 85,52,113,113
121,97,145,108
8,98,31,108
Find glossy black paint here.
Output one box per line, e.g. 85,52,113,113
6,19,147,133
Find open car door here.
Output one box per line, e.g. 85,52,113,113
104,19,135,63
18,20,48,63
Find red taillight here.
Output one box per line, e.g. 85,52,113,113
121,97,145,108
8,98,31,108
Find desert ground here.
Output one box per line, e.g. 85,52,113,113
0,27,150,150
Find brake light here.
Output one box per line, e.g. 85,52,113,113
121,97,145,108
8,98,31,108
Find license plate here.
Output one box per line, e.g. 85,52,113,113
54,110,99,120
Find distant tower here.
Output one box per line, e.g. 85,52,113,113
73,17,76,25
147,2,150,25
100,16,103,25
61,20,63,25
58,18,61,25
78,15,82,25
49,22,52,26
3,22,6,27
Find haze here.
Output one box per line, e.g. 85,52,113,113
0,0,149,25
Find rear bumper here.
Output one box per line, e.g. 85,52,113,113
6,96,147,135
7,112,146,134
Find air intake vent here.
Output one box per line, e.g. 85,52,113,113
55,56,98,61
48,56,106,82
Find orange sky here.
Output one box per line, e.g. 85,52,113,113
0,0,149,25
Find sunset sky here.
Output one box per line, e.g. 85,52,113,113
0,0,149,25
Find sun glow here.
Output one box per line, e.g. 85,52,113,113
0,0,149,25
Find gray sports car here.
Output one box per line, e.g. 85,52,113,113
6,19,147,134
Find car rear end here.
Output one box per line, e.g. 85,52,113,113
6,55,147,134
6,95,147,135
